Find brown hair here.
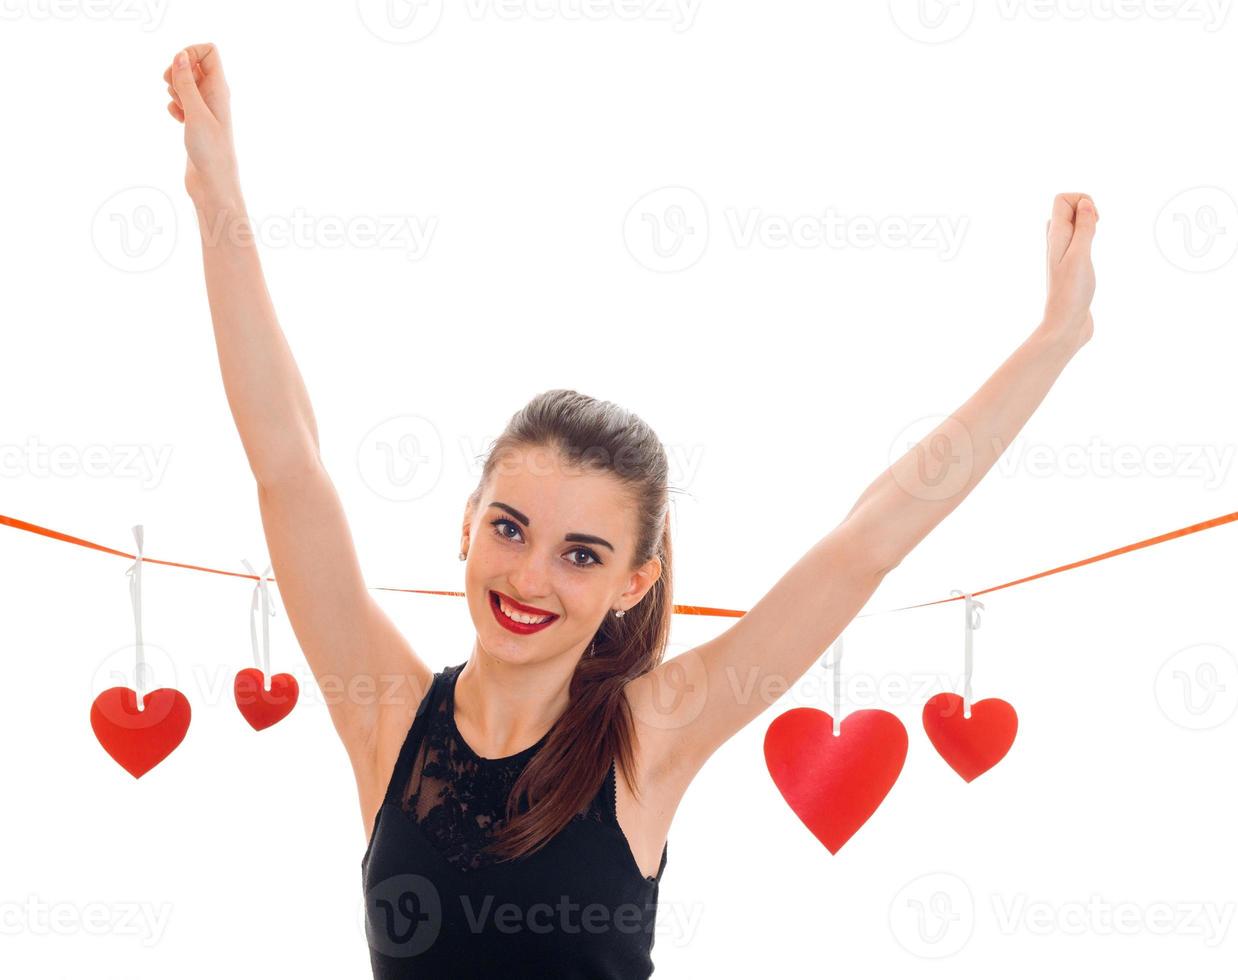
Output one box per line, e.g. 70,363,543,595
464,387,677,864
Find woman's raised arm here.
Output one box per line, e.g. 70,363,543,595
165,45,433,815
630,193,1099,786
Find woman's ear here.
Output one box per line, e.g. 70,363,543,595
460,506,473,557
623,556,663,607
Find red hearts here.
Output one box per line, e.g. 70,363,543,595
922,693,1018,782
234,668,299,731
90,687,192,778
764,707,908,854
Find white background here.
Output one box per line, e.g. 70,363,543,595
2,1,1238,976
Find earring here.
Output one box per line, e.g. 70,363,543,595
613,608,625,618
458,551,466,561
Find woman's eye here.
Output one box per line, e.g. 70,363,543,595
492,518,521,541
569,548,600,567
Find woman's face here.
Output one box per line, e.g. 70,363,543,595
463,446,654,666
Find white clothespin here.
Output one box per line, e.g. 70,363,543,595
125,525,148,711
242,559,276,692
948,589,985,719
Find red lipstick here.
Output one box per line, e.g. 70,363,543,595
489,590,559,635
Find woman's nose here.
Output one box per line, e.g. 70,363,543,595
509,552,554,600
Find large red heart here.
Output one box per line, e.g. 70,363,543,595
764,707,908,854
922,693,1018,782
234,668,299,731
90,687,192,778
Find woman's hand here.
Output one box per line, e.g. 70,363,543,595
1042,192,1098,351
164,43,240,207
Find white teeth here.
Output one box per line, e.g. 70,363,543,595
497,597,553,625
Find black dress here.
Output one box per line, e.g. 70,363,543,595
362,662,669,978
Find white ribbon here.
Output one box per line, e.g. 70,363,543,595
125,525,147,710
825,632,845,737
949,589,985,719
242,559,276,692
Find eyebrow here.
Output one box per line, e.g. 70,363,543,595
488,501,615,552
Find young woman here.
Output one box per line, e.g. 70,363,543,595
165,43,1097,978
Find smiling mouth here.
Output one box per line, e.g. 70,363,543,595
489,590,559,631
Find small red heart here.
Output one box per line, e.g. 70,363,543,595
764,706,908,854
922,693,1018,782
91,687,192,778
234,668,299,731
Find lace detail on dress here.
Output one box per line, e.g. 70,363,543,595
398,665,612,873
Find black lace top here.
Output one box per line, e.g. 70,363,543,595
398,661,614,873
361,663,669,978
